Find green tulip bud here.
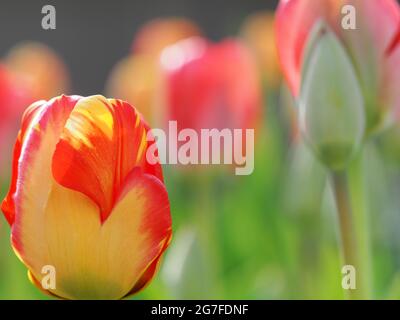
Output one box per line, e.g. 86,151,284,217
299,22,365,171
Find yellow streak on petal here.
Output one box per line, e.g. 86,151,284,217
63,125,94,149
135,112,141,128
136,131,147,163
72,95,114,140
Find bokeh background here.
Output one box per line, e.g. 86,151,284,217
0,0,277,95
1,0,400,300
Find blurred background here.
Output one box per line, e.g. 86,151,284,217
1,0,400,300
0,0,277,95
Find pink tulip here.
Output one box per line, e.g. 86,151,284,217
276,0,400,132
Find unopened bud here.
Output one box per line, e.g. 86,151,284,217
299,23,365,171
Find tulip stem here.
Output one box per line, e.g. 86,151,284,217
348,148,372,298
331,170,366,300
193,175,222,298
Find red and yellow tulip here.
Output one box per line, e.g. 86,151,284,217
276,0,400,132
1,95,172,299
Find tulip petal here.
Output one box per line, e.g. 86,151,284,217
52,95,162,222
2,95,80,229
2,100,46,225
387,24,400,56
125,232,171,297
341,0,400,59
340,0,400,129
386,33,400,119
6,96,81,258
276,0,343,96
384,14,400,120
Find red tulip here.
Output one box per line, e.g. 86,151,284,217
1,95,172,299
161,37,261,134
159,38,261,175
0,65,15,130
276,0,400,132
0,64,32,177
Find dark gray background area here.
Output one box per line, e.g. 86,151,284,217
0,0,278,95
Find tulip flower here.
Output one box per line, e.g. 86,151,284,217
0,65,15,176
0,65,16,152
0,64,32,178
161,37,261,135
6,42,70,102
106,54,158,125
240,11,281,89
132,18,202,58
276,0,400,133
160,37,261,174
1,95,172,299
